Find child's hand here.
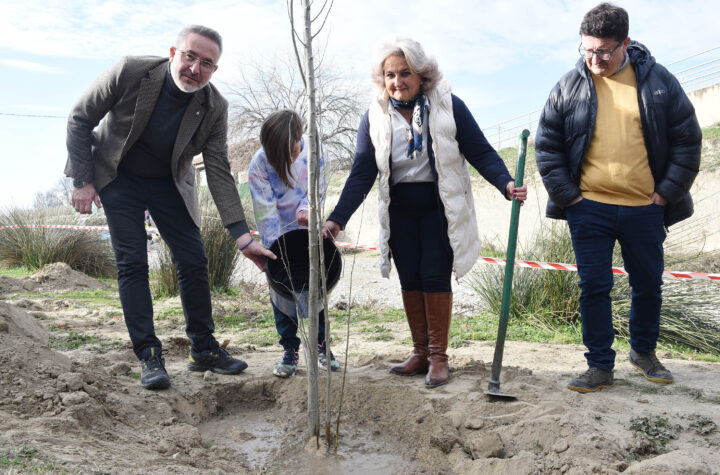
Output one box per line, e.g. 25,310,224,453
296,209,308,227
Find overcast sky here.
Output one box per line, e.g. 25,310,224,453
1,0,718,209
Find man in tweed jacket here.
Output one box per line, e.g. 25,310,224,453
65,25,274,390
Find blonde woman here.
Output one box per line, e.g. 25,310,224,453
323,37,526,388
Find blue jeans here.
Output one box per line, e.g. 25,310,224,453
566,198,666,370
271,301,326,352
99,172,218,360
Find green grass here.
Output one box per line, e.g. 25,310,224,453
18,288,120,306
617,377,720,404
156,305,185,321
333,306,406,325
701,123,720,141
50,331,123,351
214,309,276,331
360,324,394,341
0,266,33,278
0,446,55,471
236,329,278,347
449,312,581,348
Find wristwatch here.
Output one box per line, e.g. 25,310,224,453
73,179,91,188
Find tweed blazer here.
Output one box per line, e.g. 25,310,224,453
65,56,245,229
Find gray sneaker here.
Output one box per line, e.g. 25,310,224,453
567,367,614,393
629,349,674,383
273,350,298,378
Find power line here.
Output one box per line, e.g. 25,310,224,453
0,112,65,118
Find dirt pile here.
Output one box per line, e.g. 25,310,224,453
0,263,105,298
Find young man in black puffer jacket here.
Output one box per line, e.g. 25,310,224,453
535,2,701,393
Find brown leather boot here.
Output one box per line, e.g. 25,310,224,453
425,292,452,388
390,290,429,376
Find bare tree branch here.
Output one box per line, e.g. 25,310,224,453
311,0,333,40
222,54,365,175
288,0,307,87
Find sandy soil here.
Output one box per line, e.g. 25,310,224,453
1,263,719,474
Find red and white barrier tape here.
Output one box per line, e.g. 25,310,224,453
476,256,720,282
3,224,719,281
0,223,157,233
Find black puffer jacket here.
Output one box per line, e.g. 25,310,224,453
535,41,702,227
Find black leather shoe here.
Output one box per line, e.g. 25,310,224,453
629,349,674,383
567,367,614,393
187,347,248,375
140,348,170,390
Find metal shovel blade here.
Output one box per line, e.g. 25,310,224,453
485,129,529,401
484,380,517,400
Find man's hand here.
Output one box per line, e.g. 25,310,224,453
651,192,667,206
296,209,309,227
236,233,276,272
567,195,584,207
321,220,341,239
72,184,101,214
505,181,528,205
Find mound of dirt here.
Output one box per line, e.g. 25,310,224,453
30,262,106,291
0,263,106,298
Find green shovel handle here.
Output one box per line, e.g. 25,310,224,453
488,129,530,387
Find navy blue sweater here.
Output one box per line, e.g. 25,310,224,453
328,94,513,227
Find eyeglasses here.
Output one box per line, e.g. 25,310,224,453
176,50,218,72
578,42,623,61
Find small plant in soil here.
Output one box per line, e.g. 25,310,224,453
629,416,681,454
360,324,393,341
0,445,54,470
50,331,118,351
684,413,717,436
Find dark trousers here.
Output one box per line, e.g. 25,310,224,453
271,301,326,352
388,182,453,293
566,198,666,370
99,172,218,360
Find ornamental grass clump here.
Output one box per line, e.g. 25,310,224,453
151,188,245,296
471,219,720,356
0,206,116,277
469,220,580,327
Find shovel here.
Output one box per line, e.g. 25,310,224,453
485,129,530,400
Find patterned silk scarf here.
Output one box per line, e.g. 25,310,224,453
389,95,426,159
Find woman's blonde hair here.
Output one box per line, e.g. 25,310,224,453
370,36,442,93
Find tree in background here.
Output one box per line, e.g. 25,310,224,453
225,54,365,173
33,177,73,209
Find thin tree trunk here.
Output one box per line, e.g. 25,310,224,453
302,0,320,442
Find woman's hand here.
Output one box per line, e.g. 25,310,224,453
322,220,341,239
505,181,528,205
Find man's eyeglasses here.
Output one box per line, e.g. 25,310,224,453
177,50,218,72
578,42,623,61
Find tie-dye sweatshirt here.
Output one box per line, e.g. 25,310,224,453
248,136,329,247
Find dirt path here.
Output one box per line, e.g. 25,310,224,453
1,264,719,474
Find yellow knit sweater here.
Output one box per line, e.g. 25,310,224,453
580,63,654,206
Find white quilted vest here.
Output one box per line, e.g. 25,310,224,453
368,80,480,279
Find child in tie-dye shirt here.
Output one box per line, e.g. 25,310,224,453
248,109,339,378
